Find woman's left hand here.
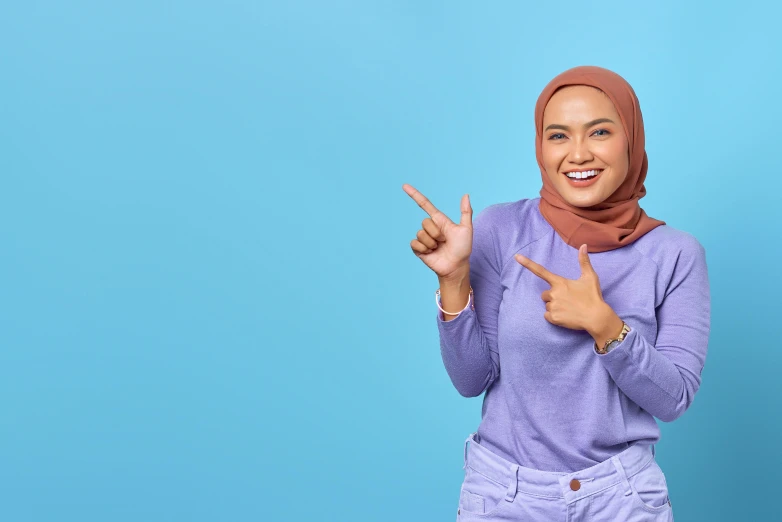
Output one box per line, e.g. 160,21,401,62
515,244,610,333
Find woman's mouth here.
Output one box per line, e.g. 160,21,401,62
563,169,603,187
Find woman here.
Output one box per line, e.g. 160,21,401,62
402,65,710,521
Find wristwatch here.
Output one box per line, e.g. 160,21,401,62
595,321,631,354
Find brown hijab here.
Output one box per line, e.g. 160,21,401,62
535,65,665,253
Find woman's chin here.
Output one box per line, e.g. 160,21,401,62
558,187,604,208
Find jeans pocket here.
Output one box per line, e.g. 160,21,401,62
458,466,511,517
627,458,671,513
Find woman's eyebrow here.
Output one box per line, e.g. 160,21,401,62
544,118,615,131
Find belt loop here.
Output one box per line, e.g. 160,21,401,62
463,433,473,470
505,465,519,501
610,456,632,497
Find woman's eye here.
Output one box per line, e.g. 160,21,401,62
548,133,565,140
592,129,610,137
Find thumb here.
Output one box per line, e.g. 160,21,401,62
578,244,595,277
460,193,472,227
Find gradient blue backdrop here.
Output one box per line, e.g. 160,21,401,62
1,1,778,521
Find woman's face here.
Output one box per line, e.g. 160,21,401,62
541,85,629,207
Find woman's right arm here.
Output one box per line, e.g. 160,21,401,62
435,208,502,397
403,184,502,397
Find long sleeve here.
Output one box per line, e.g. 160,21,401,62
436,207,503,397
595,236,711,422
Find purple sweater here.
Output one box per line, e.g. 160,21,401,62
437,197,711,472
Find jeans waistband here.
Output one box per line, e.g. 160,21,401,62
462,432,656,504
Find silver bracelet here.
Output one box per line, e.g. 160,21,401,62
435,286,474,315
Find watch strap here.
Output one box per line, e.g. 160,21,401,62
595,321,631,354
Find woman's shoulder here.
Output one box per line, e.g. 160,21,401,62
474,198,545,236
475,197,543,229
631,222,708,278
634,222,705,256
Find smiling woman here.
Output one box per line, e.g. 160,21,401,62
403,65,709,522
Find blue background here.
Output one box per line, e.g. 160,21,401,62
1,1,778,520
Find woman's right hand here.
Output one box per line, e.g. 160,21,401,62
402,183,473,280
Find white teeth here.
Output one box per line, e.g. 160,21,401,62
566,169,599,179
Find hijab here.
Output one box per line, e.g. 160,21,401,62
534,65,665,253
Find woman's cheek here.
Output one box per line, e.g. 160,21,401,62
603,140,629,169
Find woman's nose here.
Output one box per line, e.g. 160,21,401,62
568,137,594,163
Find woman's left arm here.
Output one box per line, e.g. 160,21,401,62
593,237,711,422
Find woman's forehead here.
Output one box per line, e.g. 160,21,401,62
543,85,618,122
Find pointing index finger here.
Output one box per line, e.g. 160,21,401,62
402,183,447,220
516,254,561,285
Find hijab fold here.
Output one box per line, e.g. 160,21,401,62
535,66,665,253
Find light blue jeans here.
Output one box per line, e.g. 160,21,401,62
457,432,673,522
